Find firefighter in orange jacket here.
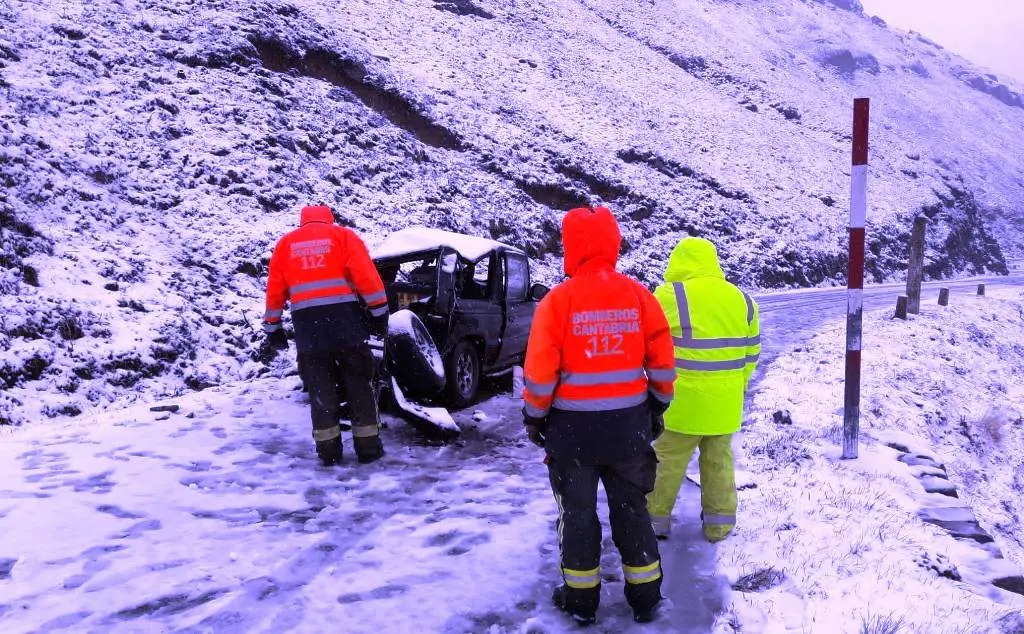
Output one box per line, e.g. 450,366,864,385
522,206,676,625
263,205,389,465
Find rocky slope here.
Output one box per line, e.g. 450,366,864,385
2,0,1022,425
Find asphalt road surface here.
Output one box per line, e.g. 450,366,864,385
752,269,1024,375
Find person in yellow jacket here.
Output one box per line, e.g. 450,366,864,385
647,237,760,543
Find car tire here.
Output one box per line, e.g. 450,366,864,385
445,339,480,409
386,310,445,400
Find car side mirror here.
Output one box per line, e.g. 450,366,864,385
528,283,549,302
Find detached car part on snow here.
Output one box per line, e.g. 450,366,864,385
370,227,549,431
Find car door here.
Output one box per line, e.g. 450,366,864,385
435,247,458,316
498,251,536,367
447,251,503,365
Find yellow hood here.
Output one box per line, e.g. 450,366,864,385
664,237,724,282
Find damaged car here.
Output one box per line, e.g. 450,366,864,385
370,227,549,434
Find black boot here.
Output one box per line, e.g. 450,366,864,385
353,432,384,464
627,585,663,623
632,598,661,623
315,438,342,466
552,585,597,626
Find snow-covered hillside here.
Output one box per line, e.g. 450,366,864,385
2,0,1023,424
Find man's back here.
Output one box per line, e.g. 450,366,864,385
265,205,388,352
654,237,760,436
523,206,674,464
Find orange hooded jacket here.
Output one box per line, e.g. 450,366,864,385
263,206,388,351
522,206,674,460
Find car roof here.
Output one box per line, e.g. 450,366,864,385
372,226,524,262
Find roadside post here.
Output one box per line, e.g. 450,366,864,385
938,288,950,306
895,295,908,319
906,216,927,314
977,284,986,297
843,97,869,460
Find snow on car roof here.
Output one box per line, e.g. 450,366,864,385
372,226,522,261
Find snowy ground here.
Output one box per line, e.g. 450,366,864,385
718,287,1024,632
0,376,728,634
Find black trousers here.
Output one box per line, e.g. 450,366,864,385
298,343,382,463
548,450,663,616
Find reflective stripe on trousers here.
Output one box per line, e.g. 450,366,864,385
703,513,736,525
312,425,340,442
352,424,379,438
563,566,601,589
623,561,662,585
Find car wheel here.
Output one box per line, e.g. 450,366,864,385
445,339,480,409
386,310,445,400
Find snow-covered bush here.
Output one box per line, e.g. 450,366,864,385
0,391,23,426
858,613,905,634
0,340,56,389
976,406,1016,444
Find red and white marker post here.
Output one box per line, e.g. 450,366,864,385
843,98,869,460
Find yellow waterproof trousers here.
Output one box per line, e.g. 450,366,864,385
647,431,737,542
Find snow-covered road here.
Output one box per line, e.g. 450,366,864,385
752,271,1024,374
0,377,724,633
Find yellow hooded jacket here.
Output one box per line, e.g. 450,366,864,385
654,237,760,436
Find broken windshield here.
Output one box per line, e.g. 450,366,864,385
378,253,440,288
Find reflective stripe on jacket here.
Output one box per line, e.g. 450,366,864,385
523,207,675,422
655,237,760,436
263,205,389,334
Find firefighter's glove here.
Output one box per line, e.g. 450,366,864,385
258,328,287,364
651,413,665,441
526,424,547,448
368,312,389,339
524,413,548,448
266,327,288,350
648,397,668,441
648,396,670,417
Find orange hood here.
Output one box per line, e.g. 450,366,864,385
300,205,334,226
562,206,621,277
